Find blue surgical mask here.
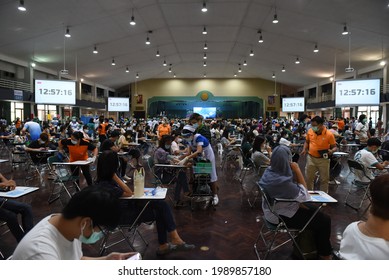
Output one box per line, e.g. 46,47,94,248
311,126,319,133
79,222,104,244
193,123,199,129
165,145,171,150
363,118,367,124
71,139,78,145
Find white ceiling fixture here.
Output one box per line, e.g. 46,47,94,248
234,73,237,77
65,27,71,38
203,73,207,78
163,60,167,66
258,30,264,43
249,49,254,56
201,1,208,13
203,53,207,59
313,43,319,53
136,73,139,79
238,63,242,72
168,64,172,72
243,60,247,66
18,0,26,11
93,45,98,54
156,50,160,57
125,66,129,73
31,61,36,68
203,42,208,50
295,56,300,64
342,24,349,35
202,26,207,35
130,9,136,26
111,58,116,66
272,6,279,24
145,31,152,45
272,72,275,79
173,73,176,78
203,61,207,67
281,65,286,72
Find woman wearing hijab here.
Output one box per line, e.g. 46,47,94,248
259,145,333,259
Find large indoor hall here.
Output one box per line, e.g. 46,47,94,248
0,0,389,263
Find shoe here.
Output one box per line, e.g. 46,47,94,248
123,175,132,181
156,243,177,256
175,243,195,251
213,194,219,206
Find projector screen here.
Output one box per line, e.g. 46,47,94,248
282,97,305,112
108,97,130,112
335,79,380,106
193,107,216,118
35,80,76,105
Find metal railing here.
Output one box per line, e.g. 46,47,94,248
0,78,31,91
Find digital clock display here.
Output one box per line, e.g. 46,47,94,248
35,80,76,105
282,97,305,112
335,79,380,107
108,97,130,112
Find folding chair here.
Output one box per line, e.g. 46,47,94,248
47,155,80,204
253,183,320,260
147,156,163,186
345,159,372,211
0,198,9,259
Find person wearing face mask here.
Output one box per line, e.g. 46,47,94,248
189,113,212,142
353,138,389,183
181,125,220,205
301,116,337,193
157,117,171,140
59,131,98,187
12,187,137,260
25,132,57,164
259,145,333,260
154,135,190,206
171,131,184,156
355,114,371,149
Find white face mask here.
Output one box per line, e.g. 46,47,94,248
84,129,88,133
177,138,183,143
71,139,78,145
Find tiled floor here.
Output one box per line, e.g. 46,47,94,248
0,145,370,260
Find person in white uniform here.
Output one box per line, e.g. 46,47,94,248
181,125,219,206
340,174,389,259
12,187,136,260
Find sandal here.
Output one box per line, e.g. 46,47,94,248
156,243,177,256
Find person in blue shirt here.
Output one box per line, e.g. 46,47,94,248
181,125,219,206
21,118,42,141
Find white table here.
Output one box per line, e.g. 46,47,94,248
52,159,93,166
0,186,39,198
120,187,168,200
308,191,338,203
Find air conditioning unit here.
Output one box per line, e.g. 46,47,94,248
60,69,69,75
345,67,355,73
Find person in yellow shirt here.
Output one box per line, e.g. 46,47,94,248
157,118,171,140
301,116,337,193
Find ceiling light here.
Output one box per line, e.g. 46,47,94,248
18,0,26,11
126,66,129,73
145,35,150,45
30,62,36,68
203,61,207,67
156,50,160,57
136,73,139,79
272,73,275,79
168,67,172,73
80,78,84,82
330,77,334,81
173,73,176,78
380,60,386,66
65,27,71,38
130,9,136,26
281,65,286,72
202,26,207,35
203,53,207,59
163,60,167,66
201,2,208,12
313,44,319,53
234,74,237,77
238,67,242,73
111,58,116,66
93,45,98,54
342,24,349,35
272,8,278,24
295,56,300,64
204,42,208,50
258,30,264,43
203,73,207,78
250,50,254,56
243,61,247,66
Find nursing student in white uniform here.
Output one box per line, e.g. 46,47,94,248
180,125,219,206
12,187,137,260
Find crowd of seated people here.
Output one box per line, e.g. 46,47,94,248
0,112,388,260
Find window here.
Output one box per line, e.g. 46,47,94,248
10,102,24,121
